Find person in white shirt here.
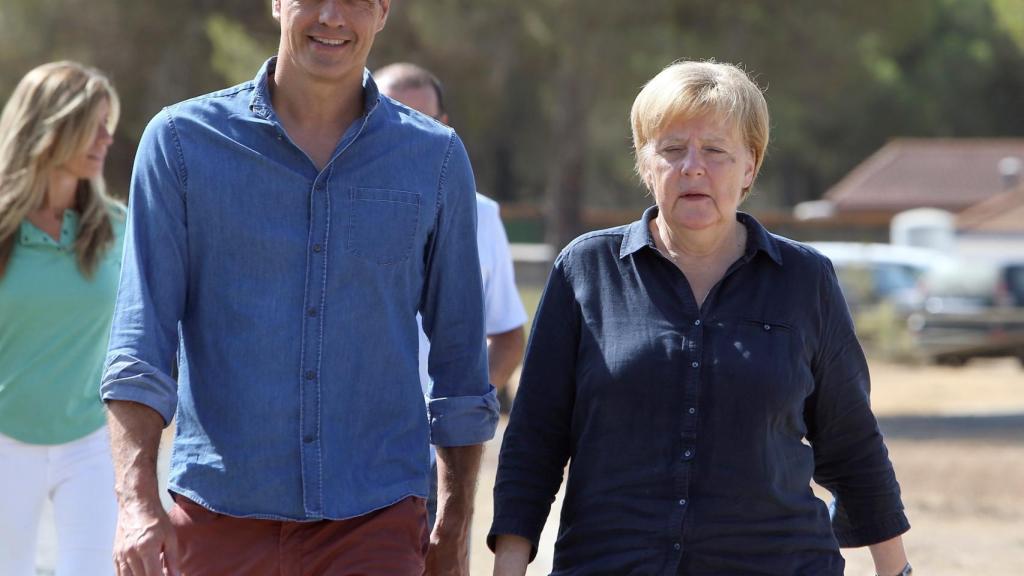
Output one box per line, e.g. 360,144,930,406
375,62,528,526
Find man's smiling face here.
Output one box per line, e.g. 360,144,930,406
273,0,390,85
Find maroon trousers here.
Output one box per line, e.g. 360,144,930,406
169,495,429,576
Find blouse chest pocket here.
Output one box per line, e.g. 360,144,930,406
346,187,420,265
715,318,811,408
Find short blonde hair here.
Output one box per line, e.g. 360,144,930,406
631,60,769,197
0,61,122,278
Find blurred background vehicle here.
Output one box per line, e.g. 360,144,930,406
908,259,1024,367
808,242,951,315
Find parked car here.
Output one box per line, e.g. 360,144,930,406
1002,262,1024,307
807,242,951,314
907,259,1024,366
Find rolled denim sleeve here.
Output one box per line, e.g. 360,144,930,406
421,132,497,447
100,109,188,426
808,259,910,547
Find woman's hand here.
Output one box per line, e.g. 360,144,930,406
492,534,531,576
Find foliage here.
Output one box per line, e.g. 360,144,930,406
206,14,276,88
990,0,1024,51
2,1,1022,245
853,302,920,362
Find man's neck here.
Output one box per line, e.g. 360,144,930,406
269,59,368,171
270,59,366,133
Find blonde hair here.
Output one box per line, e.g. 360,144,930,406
0,61,122,278
631,59,769,198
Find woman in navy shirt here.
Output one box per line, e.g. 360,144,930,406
489,60,911,576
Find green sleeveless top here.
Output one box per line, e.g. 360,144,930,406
0,209,124,444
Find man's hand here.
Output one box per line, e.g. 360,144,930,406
107,400,177,576
424,520,470,576
424,444,484,576
113,500,179,576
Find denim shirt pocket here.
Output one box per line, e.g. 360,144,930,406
347,187,421,265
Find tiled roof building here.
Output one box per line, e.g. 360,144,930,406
825,138,1024,215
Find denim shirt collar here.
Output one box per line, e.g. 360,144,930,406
247,57,382,122
619,205,783,266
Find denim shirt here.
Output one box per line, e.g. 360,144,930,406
489,207,908,575
101,58,497,521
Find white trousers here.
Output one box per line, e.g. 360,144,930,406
0,426,117,576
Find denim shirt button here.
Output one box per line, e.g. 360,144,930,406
688,407,696,415
691,361,699,368
303,434,314,443
304,370,315,380
764,324,772,331
307,307,318,317
673,543,681,551
312,244,322,253
694,319,701,326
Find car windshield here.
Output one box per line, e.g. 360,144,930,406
1006,265,1024,304
873,263,921,295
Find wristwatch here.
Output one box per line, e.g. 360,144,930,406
877,563,912,576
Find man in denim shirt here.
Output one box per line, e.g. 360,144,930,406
100,2,497,575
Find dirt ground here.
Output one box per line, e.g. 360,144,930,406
33,358,1024,575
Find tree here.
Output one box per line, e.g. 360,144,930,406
3,0,1022,241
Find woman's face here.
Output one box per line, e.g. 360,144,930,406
645,113,755,232
59,98,113,181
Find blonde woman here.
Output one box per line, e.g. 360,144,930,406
0,61,124,576
490,60,910,575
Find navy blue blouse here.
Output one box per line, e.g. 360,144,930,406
489,207,908,575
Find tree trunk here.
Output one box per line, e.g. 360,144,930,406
544,44,586,253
